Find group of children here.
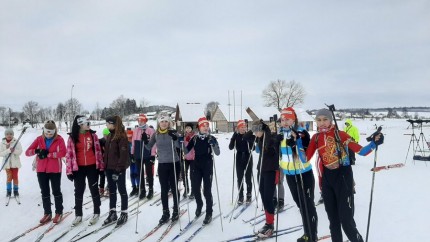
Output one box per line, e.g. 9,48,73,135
0,107,383,242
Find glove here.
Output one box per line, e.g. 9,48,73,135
35,149,41,154
142,132,149,144
243,130,254,140
149,156,156,164
112,173,121,182
276,134,284,142
178,136,184,143
208,136,217,146
67,174,74,181
37,149,49,159
168,130,178,141
231,132,238,140
373,133,384,146
130,154,135,161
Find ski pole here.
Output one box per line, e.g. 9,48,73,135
135,133,146,234
253,129,266,234
272,115,280,242
229,137,257,222
182,141,191,223
232,141,236,204
366,126,383,242
290,126,313,241
0,126,28,172
171,139,182,230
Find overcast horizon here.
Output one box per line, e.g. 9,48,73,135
1,1,429,113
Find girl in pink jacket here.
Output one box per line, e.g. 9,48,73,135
25,120,66,224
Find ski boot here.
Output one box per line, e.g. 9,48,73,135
203,212,212,225
159,209,170,224
53,213,63,223
39,214,52,224
89,214,100,225
129,186,138,197
103,210,117,225
257,223,274,238
72,216,82,226
171,209,179,222
139,189,146,200
13,190,19,197
116,212,128,226
246,193,252,204
147,189,154,199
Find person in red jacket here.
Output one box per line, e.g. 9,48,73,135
25,120,67,224
65,115,104,226
306,109,383,242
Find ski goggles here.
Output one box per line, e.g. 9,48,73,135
43,128,55,135
77,117,90,126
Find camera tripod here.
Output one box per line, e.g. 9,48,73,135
405,121,429,164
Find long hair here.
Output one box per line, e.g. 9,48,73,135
110,116,127,141
71,115,85,143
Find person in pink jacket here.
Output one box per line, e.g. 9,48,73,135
25,120,66,224
65,115,104,226
131,114,157,200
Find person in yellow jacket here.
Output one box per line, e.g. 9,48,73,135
344,119,360,165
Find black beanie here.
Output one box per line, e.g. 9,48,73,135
185,123,194,129
106,116,116,124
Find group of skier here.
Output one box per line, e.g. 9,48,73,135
1,106,383,242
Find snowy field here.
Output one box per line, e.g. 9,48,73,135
0,118,429,242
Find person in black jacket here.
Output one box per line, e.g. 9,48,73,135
186,117,220,225
229,119,254,204
247,120,282,239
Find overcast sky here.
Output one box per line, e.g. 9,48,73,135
1,0,429,113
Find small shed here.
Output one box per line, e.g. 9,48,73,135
211,105,252,133
174,103,206,133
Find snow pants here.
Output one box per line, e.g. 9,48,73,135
286,170,318,241
158,162,180,211
192,159,214,214
37,172,63,215
106,169,128,211
322,165,363,242
73,164,101,216
236,151,253,198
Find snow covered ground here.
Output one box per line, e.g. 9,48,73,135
0,118,429,242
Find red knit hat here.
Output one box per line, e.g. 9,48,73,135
198,117,209,129
137,113,148,122
237,120,246,128
281,107,296,120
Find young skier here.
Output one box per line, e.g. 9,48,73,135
144,115,181,224
127,128,139,197
344,119,360,165
65,115,104,226
228,119,254,204
1,128,23,197
248,120,281,238
131,113,156,200
306,109,383,242
185,117,220,224
182,123,195,199
25,120,66,224
98,128,110,197
278,107,318,242
103,116,130,226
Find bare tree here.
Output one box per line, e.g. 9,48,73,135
22,101,40,127
92,102,102,120
0,106,6,125
262,80,306,110
140,98,149,110
110,95,127,117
